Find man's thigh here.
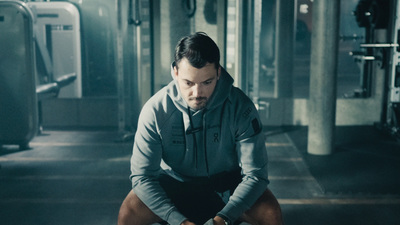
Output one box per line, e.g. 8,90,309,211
119,177,227,225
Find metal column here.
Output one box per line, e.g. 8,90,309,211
307,0,340,155
241,0,262,104
252,0,262,105
117,0,152,135
275,0,295,97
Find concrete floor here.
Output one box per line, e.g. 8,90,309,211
0,128,399,225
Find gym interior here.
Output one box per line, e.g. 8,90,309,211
1,0,399,224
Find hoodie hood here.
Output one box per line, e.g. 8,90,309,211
167,62,234,114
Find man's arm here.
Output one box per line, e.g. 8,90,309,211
130,105,188,225
217,95,270,224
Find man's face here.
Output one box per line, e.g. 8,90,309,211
174,58,220,110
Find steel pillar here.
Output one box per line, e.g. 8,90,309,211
307,0,340,155
275,0,295,97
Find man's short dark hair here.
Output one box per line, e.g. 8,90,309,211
174,32,220,69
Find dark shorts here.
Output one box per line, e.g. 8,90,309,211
158,170,242,224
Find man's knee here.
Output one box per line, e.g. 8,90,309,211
118,204,130,225
242,189,284,225
118,190,162,225
118,190,135,225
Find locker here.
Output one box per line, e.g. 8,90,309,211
28,1,82,98
0,1,38,149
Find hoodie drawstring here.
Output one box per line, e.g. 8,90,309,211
186,107,203,169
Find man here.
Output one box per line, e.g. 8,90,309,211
118,32,283,225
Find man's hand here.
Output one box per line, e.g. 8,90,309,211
181,219,196,225
181,216,227,225
212,216,226,225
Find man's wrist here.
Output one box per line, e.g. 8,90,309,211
181,219,195,225
214,215,231,225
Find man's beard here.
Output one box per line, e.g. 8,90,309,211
188,97,207,110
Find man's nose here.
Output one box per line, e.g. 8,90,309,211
192,84,202,97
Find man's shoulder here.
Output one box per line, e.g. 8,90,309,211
143,82,175,109
228,86,254,106
140,83,179,124
226,87,260,122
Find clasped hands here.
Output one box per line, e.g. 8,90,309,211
181,216,226,225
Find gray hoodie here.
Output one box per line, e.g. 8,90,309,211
130,64,269,224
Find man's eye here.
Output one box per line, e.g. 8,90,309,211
186,81,193,86
204,80,212,85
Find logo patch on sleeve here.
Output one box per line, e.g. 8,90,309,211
243,107,253,118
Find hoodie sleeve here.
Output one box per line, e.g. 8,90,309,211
130,102,187,225
217,91,269,223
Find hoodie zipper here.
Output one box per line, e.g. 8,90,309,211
203,109,210,177
186,107,198,169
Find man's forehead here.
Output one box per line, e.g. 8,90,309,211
181,76,215,83
176,58,216,69
178,68,217,81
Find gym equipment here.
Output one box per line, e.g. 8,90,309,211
354,0,389,29
0,1,38,150
0,1,80,149
28,1,82,98
350,0,391,97
353,0,400,140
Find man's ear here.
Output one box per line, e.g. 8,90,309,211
173,66,178,78
217,66,221,80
